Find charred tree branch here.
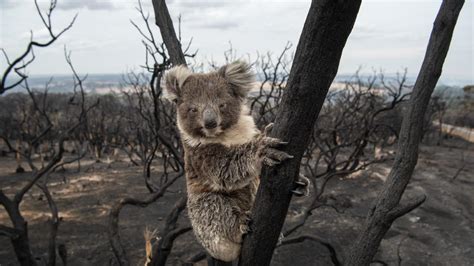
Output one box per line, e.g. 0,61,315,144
346,0,464,264
238,1,362,264
151,0,187,66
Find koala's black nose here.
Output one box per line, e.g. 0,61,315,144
203,108,218,129
204,120,218,129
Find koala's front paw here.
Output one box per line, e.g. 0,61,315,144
258,123,294,167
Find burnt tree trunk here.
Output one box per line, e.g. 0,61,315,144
1,197,37,266
151,0,187,66
150,196,190,266
346,0,465,265
238,0,362,265
1,142,65,266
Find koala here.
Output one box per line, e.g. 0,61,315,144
163,61,305,261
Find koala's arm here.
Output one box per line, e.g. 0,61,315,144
196,129,292,191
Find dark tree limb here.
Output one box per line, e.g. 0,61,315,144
151,0,187,66
36,182,60,266
346,0,465,265
150,196,189,266
0,225,20,238
14,140,64,204
0,43,92,266
58,243,67,266
107,172,183,266
0,190,36,266
386,195,426,222
51,147,87,173
0,0,76,94
238,1,362,265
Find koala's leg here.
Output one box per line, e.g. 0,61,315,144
206,237,241,262
188,194,247,262
207,209,251,262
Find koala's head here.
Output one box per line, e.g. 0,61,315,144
163,61,254,140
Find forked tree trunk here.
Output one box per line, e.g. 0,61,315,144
11,226,36,266
346,0,464,265
0,194,36,266
238,0,362,265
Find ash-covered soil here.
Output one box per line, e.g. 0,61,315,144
1,139,473,266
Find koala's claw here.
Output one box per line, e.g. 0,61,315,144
277,232,285,246
267,147,293,160
292,174,310,197
240,223,251,235
263,123,274,135
263,148,293,166
240,212,252,235
291,189,305,197
260,136,285,148
259,123,293,166
263,157,279,167
294,180,307,186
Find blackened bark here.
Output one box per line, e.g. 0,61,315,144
0,141,65,266
150,196,190,266
11,218,36,266
0,192,36,266
108,173,182,266
238,0,362,265
37,183,59,266
151,0,187,66
346,0,465,265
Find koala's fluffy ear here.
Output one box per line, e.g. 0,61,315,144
219,61,255,98
163,65,192,102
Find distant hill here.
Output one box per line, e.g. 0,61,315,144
5,74,124,94
3,73,471,95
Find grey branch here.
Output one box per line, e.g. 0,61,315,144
346,0,465,264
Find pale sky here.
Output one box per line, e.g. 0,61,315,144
1,0,473,84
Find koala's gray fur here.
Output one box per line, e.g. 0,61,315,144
163,61,292,261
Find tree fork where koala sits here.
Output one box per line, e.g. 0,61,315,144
238,0,362,265
346,0,465,265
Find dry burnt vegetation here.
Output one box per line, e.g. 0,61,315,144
1,0,472,265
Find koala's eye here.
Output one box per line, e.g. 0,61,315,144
189,107,198,113
219,103,226,108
